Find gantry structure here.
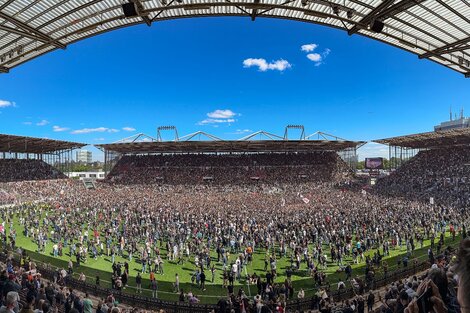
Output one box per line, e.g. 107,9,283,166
96,125,365,173
374,127,470,169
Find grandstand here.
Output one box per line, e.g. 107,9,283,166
0,133,85,182
95,128,364,184
374,128,470,207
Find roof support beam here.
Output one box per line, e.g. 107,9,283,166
0,0,15,11
377,0,426,20
134,0,152,26
442,45,470,54
419,36,470,59
348,0,394,35
0,11,66,49
0,24,53,42
0,66,8,73
250,0,260,21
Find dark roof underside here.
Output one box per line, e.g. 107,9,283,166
96,140,364,154
374,128,470,149
0,1,469,77
0,133,86,154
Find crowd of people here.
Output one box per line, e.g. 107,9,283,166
310,237,470,313
0,159,66,183
0,189,15,206
0,235,468,313
0,250,153,313
107,153,351,185
0,149,468,312
375,147,470,208
0,177,467,304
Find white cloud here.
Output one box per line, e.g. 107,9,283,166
36,119,49,126
307,53,322,62
198,109,240,125
302,44,331,66
243,58,291,72
53,125,69,132
71,127,120,134
198,118,236,125
122,127,136,132
301,44,318,52
22,121,32,125
0,100,15,108
94,138,105,141
207,109,237,119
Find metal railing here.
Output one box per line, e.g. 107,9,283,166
1,250,433,313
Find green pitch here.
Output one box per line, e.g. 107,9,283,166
3,213,461,304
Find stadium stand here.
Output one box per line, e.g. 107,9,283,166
375,147,470,207
0,134,85,183
0,159,67,182
374,129,470,208
107,152,352,185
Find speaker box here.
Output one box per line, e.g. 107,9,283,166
370,20,384,33
122,2,138,17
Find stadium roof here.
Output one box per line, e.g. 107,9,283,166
374,128,470,149
96,139,364,153
0,0,469,77
0,133,86,154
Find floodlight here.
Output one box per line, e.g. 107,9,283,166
332,5,339,15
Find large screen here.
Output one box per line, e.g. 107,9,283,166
365,157,384,169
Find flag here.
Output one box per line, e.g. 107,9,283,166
299,194,310,204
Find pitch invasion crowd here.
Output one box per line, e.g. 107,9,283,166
0,239,469,313
0,150,469,312
0,178,468,288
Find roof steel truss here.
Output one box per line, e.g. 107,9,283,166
0,0,469,77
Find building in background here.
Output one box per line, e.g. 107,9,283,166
76,149,92,163
66,171,105,180
434,108,470,131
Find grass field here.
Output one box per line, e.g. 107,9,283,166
2,210,463,303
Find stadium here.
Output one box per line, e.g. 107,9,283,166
0,1,470,313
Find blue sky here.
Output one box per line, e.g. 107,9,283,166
0,17,469,161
